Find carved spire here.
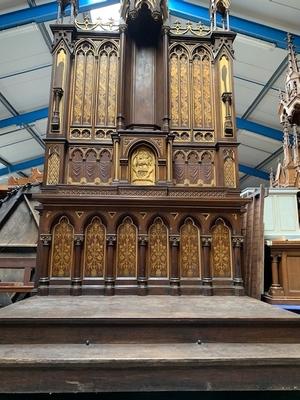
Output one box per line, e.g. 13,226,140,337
121,0,168,27
210,0,231,31
56,0,79,24
279,34,300,126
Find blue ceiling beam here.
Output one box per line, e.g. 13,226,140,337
168,0,300,50
0,0,119,30
236,118,283,142
239,164,269,181
0,107,284,142
0,156,45,176
1,0,300,50
0,107,48,129
0,154,268,180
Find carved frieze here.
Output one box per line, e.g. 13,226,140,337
68,147,113,185
173,150,215,186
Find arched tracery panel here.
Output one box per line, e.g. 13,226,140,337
50,216,74,277
192,48,213,129
117,217,137,277
170,45,190,129
83,217,106,277
211,219,232,278
148,217,169,278
72,42,95,126
224,150,236,188
180,218,201,278
97,42,118,127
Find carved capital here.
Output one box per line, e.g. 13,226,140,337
232,237,244,248
106,234,117,246
170,235,180,246
138,235,148,245
74,234,84,246
201,236,212,247
40,234,52,246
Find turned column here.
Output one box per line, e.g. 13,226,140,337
112,133,120,183
268,254,284,297
72,234,83,295
117,24,127,130
232,237,244,287
138,235,148,294
105,234,116,295
38,234,52,296
162,25,170,132
170,235,180,295
201,236,212,296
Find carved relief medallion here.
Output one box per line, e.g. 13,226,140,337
131,147,155,185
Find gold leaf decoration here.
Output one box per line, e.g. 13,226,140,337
180,218,200,278
211,219,232,278
148,217,168,277
84,217,106,277
224,155,236,188
47,151,60,185
51,216,74,277
117,217,137,277
131,147,156,185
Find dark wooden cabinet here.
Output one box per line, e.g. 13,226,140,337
36,0,248,296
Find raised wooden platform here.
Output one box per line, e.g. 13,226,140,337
1,296,300,392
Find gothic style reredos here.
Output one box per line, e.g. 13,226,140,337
36,0,249,295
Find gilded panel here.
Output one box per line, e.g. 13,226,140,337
50,217,74,277
72,51,85,125
117,217,137,277
180,219,201,278
47,151,60,185
97,43,118,127
84,217,106,277
82,51,94,125
148,218,169,277
131,146,156,185
211,219,232,278
224,153,236,188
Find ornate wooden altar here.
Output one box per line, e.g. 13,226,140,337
36,0,247,296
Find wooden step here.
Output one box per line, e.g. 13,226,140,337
1,343,300,392
1,295,300,344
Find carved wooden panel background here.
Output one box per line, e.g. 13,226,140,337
169,44,214,142
211,219,232,278
83,217,106,277
68,147,112,184
70,40,119,139
148,217,169,277
180,218,201,278
50,216,74,277
117,217,137,277
173,150,215,186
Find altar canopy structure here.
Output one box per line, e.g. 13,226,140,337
35,0,249,296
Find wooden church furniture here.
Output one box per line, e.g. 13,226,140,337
35,0,249,297
265,34,300,305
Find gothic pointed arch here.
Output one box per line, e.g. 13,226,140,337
180,218,201,278
116,217,138,277
50,216,74,277
83,216,106,277
148,217,169,278
211,218,232,278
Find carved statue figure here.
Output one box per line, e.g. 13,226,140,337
57,0,78,23
210,0,231,31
